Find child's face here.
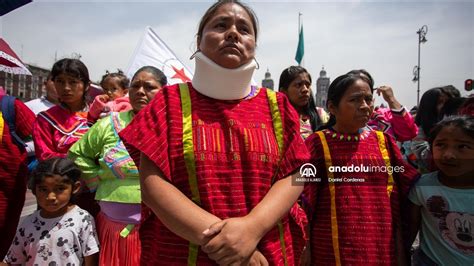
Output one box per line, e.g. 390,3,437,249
35,175,80,218
102,76,128,100
54,73,86,108
432,125,474,177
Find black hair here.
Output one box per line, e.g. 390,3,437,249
415,86,460,137
51,58,90,88
100,69,130,90
197,0,259,44
346,69,374,90
278,66,321,131
321,72,373,129
29,158,82,193
51,58,90,106
440,97,467,118
440,85,461,98
429,115,474,148
132,66,167,86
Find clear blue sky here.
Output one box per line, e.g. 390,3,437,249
1,0,472,108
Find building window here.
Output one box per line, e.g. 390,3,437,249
5,73,13,91
19,75,26,99
31,82,38,98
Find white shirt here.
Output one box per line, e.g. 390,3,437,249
4,206,99,266
25,96,56,115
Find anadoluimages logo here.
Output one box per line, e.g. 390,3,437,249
300,163,317,178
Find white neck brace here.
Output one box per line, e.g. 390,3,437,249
191,52,256,100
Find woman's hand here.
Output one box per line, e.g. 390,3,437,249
246,250,268,266
376,86,402,110
201,217,263,265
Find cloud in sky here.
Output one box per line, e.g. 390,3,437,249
1,0,472,109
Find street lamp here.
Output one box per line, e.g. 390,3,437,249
412,65,419,82
415,25,428,106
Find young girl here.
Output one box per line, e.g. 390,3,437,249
407,115,474,265
304,72,418,265
33,58,92,161
88,70,132,122
278,66,329,139
68,66,167,266
2,158,99,266
411,85,460,173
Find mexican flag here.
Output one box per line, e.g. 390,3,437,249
295,25,304,65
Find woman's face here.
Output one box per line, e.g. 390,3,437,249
198,3,256,69
129,71,162,112
285,72,312,109
329,79,374,133
54,73,86,108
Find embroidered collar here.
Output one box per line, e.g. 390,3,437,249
323,126,372,141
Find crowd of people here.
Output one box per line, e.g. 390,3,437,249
0,0,473,265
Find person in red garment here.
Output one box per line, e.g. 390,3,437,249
304,72,419,265
119,0,309,264
0,95,35,258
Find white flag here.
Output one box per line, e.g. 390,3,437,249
126,26,193,85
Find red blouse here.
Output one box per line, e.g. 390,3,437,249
120,83,309,265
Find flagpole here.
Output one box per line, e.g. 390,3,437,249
298,12,302,35
298,12,302,66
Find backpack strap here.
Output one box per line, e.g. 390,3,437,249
1,96,27,148
0,111,4,143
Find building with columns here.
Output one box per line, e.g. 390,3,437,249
315,66,330,109
261,68,274,90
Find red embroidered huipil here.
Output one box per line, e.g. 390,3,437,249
120,83,309,265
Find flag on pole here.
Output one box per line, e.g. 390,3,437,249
295,25,304,65
126,26,193,85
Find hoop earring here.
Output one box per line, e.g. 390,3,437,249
253,57,260,69
190,50,200,60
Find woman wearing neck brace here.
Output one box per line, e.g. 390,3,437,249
120,1,309,265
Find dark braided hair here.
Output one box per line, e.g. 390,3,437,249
29,158,82,193
100,69,130,90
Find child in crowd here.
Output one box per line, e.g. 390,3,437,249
411,86,460,173
407,115,474,265
278,66,329,139
2,158,99,266
33,58,92,161
88,70,132,122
